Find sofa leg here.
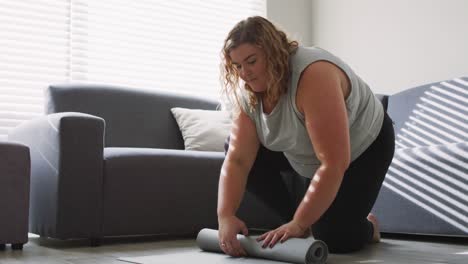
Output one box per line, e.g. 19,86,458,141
11,243,24,250
90,237,101,247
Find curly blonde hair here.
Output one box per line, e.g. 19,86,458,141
220,16,298,115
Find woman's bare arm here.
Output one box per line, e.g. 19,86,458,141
292,61,351,229
217,109,260,219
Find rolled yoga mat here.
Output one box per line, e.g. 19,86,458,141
196,228,328,264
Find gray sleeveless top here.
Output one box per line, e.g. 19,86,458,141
240,46,384,178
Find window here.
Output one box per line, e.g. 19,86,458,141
0,0,266,140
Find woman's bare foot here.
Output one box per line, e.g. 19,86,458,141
367,213,381,243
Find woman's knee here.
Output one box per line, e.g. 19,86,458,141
312,223,370,253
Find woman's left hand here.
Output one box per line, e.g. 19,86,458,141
256,220,308,248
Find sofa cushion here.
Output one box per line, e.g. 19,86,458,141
46,84,220,149
102,147,283,235
388,77,467,148
171,107,232,152
102,147,225,235
373,142,468,236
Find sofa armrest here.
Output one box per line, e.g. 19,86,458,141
8,112,105,239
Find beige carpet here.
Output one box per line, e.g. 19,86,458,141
118,238,468,264
118,249,287,263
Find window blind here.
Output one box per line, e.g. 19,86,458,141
0,0,71,140
0,0,266,140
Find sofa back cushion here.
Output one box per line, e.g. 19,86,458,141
46,84,219,149
388,77,467,149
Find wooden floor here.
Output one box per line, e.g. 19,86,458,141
0,233,466,264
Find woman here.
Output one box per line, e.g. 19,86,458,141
217,16,395,256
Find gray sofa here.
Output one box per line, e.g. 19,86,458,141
8,84,282,245
8,78,467,246
373,77,467,237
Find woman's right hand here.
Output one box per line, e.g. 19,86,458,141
218,215,249,257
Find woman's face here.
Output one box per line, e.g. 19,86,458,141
229,43,267,93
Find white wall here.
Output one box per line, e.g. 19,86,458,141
309,0,468,94
267,0,313,46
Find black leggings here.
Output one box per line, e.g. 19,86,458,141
224,112,395,253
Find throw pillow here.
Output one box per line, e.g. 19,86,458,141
171,107,232,152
